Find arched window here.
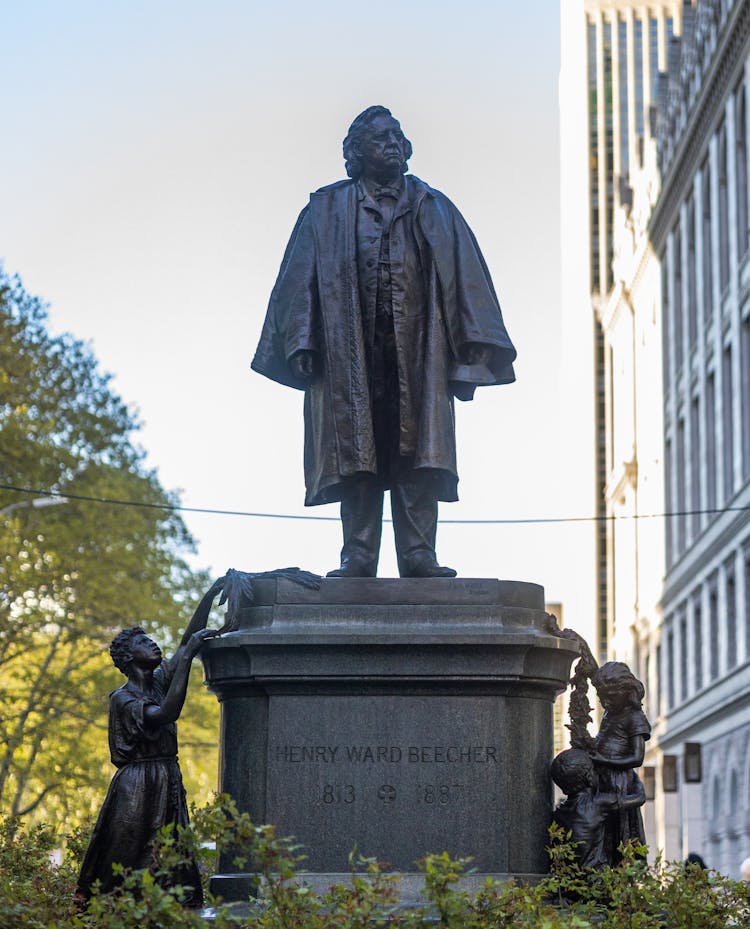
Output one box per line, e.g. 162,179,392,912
736,84,748,258
712,773,723,824
730,769,739,810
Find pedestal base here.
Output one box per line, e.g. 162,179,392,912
200,577,577,900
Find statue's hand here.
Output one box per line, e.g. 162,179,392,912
464,342,492,366
290,350,316,381
451,382,476,402
186,627,215,658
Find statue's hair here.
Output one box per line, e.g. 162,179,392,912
342,105,413,180
110,626,146,674
592,660,645,707
550,748,594,794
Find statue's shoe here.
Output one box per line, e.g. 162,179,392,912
400,556,457,579
326,559,377,578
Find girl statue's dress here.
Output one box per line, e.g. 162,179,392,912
76,656,202,905
594,701,651,862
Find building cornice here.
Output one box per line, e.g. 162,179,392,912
650,0,750,250
654,662,750,747
600,280,630,333
605,455,638,504
583,0,679,15
629,238,658,297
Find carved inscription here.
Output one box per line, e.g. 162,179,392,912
275,744,497,764
264,697,507,871
313,783,470,805
272,744,498,809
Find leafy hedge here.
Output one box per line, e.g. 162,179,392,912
2,797,749,928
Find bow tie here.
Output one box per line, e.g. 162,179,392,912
373,185,401,201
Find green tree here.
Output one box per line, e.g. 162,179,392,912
0,267,218,824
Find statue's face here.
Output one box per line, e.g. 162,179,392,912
130,632,162,669
360,114,407,179
598,683,627,711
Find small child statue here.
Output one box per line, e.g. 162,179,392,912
550,648,651,870
551,748,646,870
589,661,651,863
76,579,224,906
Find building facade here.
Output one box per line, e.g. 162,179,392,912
561,0,750,875
651,0,750,876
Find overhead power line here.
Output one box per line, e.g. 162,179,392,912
2,482,750,526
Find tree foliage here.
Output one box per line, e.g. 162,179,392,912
0,267,218,823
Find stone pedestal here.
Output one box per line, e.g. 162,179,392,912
200,577,577,900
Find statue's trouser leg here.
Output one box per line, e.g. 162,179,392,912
338,475,384,575
391,468,439,576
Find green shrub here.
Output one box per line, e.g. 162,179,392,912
0,816,81,928
1,798,748,928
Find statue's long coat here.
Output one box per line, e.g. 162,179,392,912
252,175,516,506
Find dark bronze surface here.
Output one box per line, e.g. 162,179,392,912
201,577,578,896
252,106,516,577
551,642,651,873
76,582,225,906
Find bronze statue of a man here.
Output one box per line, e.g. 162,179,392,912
252,106,516,578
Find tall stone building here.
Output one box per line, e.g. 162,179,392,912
561,0,750,875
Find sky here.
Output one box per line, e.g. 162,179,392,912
1,1,591,601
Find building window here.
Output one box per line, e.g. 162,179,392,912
650,17,660,103
665,436,673,565
619,18,629,180
604,21,614,293
711,774,722,825
742,315,750,479
709,577,719,680
691,396,701,539
702,158,713,322
744,543,750,658
677,417,686,554
673,226,684,372
719,122,730,291
656,642,663,715
729,769,739,832
588,22,600,293
662,254,671,391
726,558,737,669
666,624,675,710
736,84,749,259
693,594,703,691
723,345,735,502
607,345,615,475
679,610,688,702
706,371,717,512
635,17,644,145
687,196,698,352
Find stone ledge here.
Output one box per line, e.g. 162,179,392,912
252,577,545,608
200,576,575,887
208,869,543,907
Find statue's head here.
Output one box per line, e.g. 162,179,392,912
592,661,645,709
550,748,595,795
110,626,162,674
343,106,412,180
